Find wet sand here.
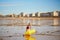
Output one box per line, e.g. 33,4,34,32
0,34,60,40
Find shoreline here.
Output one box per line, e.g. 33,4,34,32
0,17,60,20
0,24,60,26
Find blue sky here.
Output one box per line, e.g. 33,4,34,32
0,0,60,15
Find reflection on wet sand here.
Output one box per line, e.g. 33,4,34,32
24,35,36,40
0,18,60,26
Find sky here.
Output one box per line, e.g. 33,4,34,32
0,0,60,15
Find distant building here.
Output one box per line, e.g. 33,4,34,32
0,14,3,17
5,15,11,17
58,11,60,17
23,13,27,17
24,14,29,17
40,13,49,17
20,12,28,17
40,12,53,17
32,13,35,17
46,12,53,17
29,13,36,17
27,14,29,17
20,12,24,17
38,12,41,17
35,12,38,17
11,14,16,17
35,12,40,17
6,14,16,17
24,14,28,17
53,11,59,16
29,13,32,17
17,14,21,17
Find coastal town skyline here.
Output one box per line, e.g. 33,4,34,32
0,0,60,15
0,11,60,17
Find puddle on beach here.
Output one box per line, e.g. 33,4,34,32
0,26,60,40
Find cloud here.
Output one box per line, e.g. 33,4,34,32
0,3,18,6
0,2,27,7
